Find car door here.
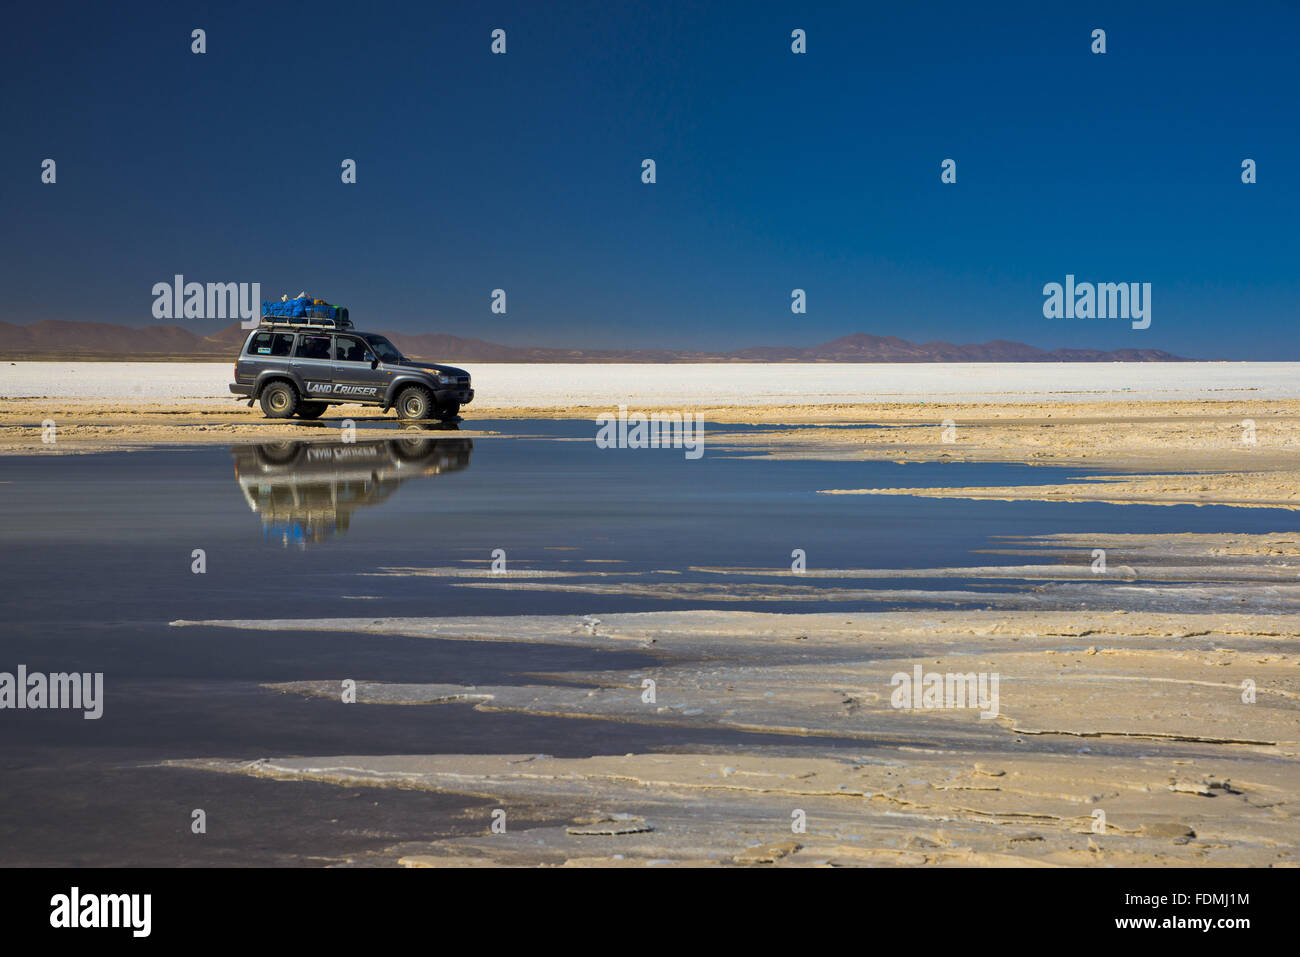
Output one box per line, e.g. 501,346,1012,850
291,333,336,401
329,334,388,404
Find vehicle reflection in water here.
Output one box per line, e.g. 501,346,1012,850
231,434,473,546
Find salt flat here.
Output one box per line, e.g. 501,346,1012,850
170,604,1300,867
4,361,1300,405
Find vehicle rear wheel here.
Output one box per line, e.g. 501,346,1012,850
259,382,299,418
437,401,461,421
254,441,302,466
296,401,328,419
395,386,433,420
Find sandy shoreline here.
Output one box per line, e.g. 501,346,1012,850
163,532,1300,866
169,603,1300,867
3,394,1297,510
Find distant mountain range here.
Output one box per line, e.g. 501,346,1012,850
0,320,1192,363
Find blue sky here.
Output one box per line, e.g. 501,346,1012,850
1,0,1296,357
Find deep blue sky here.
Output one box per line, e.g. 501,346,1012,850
2,1,1296,357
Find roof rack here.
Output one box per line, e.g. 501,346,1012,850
258,315,354,331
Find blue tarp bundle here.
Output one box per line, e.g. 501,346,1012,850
262,297,310,318
262,296,348,323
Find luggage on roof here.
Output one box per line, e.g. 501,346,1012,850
262,294,350,326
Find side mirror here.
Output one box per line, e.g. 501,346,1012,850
365,352,377,368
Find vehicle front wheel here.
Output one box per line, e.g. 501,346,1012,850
296,401,328,419
259,382,299,419
394,386,433,420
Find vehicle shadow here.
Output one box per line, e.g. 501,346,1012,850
281,417,463,431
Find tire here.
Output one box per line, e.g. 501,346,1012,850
259,381,299,419
437,401,461,421
255,441,302,466
296,401,328,419
393,436,432,460
394,386,433,420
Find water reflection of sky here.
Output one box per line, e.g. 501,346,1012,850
0,422,1294,627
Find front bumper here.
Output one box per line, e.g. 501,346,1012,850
435,388,473,406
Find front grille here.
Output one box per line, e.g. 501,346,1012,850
455,376,470,388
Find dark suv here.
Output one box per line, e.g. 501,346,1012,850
230,318,473,421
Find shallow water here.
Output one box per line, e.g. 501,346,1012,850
1,420,1295,864
1,419,1292,625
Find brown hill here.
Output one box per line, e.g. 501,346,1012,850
0,320,1192,363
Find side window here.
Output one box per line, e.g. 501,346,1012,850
295,335,332,360
247,333,294,356
246,332,275,355
334,336,369,362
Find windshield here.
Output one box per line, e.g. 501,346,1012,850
364,335,404,363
